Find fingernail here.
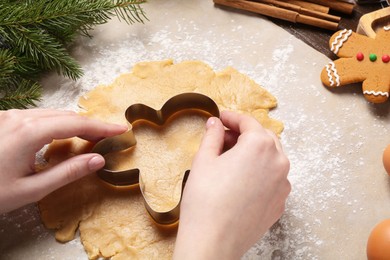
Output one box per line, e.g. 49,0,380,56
114,124,129,131
206,117,216,129
88,155,105,171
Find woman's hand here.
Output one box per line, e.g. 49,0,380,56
174,111,291,259
0,109,127,214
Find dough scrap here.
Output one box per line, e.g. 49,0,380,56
39,60,283,259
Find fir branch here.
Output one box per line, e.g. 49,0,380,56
1,25,83,80
0,0,147,109
0,49,15,81
11,55,43,81
0,79,41,110
0,0,147,40
114,1,147,24
0,48,43,88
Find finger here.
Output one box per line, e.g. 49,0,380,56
221,111,284,152
20,153,105,203
195,117,225,160
0,109,77,131
223,129,239,151
4,108,76,118
32,114,127,145
220,111,264,134
24,108,76,116
265,129,283,152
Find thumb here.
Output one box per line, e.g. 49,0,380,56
24,154,105,203
195,117,225,161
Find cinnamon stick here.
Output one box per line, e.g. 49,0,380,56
304,0,355,14
284,0,330,14
252,0,341,22
213,0,339,31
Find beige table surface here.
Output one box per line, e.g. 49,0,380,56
1,0,390,259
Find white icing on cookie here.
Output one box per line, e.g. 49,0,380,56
331,29,352,55
325,64,334,86
384,26,390,31
325,62,340,87
363,90,389,97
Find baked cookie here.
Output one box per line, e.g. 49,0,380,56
321,26,390,103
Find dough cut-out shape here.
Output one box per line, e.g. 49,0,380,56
92,92,220,224
321,26,390,103
39,60,283,259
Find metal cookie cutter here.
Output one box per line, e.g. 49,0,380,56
92,92,220,225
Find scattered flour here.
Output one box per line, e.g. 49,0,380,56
42,20,328,259
2,1,390,259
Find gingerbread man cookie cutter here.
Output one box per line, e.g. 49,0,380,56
92,92,220,224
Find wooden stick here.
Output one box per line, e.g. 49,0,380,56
303,0,355,14
213,0,339,30
284,0,330,14
252,0,341,22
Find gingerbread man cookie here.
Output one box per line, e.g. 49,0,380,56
321,26,390,103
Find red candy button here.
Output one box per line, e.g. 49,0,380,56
382,55,390,63
356,52,364,61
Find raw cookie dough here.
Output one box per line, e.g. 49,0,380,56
39,60,283,259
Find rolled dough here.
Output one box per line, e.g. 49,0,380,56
39,60,283,259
